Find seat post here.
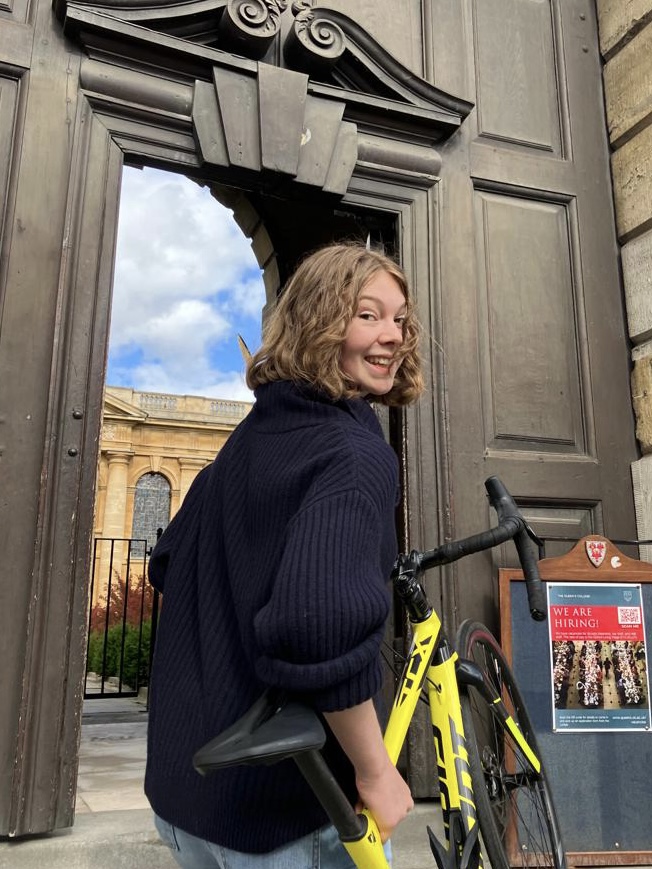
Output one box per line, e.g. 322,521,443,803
293,750,365,840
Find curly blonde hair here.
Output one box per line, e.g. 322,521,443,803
246,242,424,406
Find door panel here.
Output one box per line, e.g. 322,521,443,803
473,0,563,156
475,189,585,453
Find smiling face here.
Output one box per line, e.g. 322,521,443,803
340,270,407,396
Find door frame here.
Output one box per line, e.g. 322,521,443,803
9,8,472,831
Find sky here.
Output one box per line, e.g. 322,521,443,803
107,166,265,402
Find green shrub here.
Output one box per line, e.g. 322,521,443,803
122,620,152,689
87,619,152,689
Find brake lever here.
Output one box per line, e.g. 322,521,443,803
524,521,545,561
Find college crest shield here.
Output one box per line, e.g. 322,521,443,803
585,539,606,568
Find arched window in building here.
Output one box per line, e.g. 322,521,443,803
131,473,171,557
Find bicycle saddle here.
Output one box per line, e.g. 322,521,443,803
193,690,326,774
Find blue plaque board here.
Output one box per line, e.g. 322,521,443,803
499,537,652,866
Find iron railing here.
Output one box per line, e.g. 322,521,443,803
85,536,160,699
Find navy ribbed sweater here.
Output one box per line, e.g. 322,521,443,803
145,380,400,853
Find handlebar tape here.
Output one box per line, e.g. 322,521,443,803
421,518,520,568
411,478,547,621
514,529,546,620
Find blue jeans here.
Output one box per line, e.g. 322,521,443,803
154,814,392,868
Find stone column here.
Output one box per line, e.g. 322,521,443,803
95,451,131,598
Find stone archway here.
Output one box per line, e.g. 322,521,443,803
208,186,282,313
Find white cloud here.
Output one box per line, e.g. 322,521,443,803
124,362,253,403
108,167,265,401
123,299,231,374
227,274,267,320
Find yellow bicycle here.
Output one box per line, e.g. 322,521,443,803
194,476,566,869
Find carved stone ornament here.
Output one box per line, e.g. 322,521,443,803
283,0,467,121
55,0,473,192
218,0,289,60
53,0,291,59
287,0,346,72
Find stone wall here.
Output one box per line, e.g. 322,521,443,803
598,0,652,551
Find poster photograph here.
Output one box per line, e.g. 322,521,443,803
548,582,650,732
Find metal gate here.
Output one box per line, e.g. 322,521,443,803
84,537,159,699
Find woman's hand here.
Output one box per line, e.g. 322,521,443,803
323,700,413,843
356,758,413,842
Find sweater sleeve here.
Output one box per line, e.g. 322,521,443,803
252,488,392,712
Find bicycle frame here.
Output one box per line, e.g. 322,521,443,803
344,608,458,869
344,608,544,869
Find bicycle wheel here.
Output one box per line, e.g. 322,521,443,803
456,620,565,869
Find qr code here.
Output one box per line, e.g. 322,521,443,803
618,607,641,625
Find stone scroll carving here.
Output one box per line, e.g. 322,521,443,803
286,0,346,73
284,1,473,127
218,0,289,60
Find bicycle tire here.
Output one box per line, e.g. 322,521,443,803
456,619,566,869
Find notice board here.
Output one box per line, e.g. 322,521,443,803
500,537,652,866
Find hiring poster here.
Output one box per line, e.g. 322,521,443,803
548,582,650,732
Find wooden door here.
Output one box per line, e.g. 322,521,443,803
427,0,638,632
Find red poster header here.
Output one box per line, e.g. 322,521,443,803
550,604,644,641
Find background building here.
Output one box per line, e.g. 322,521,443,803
92,387,250,598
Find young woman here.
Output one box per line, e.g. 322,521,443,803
146,242,424,868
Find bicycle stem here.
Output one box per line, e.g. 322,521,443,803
391,477,547,621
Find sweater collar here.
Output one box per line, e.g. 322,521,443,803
252,380,382,435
